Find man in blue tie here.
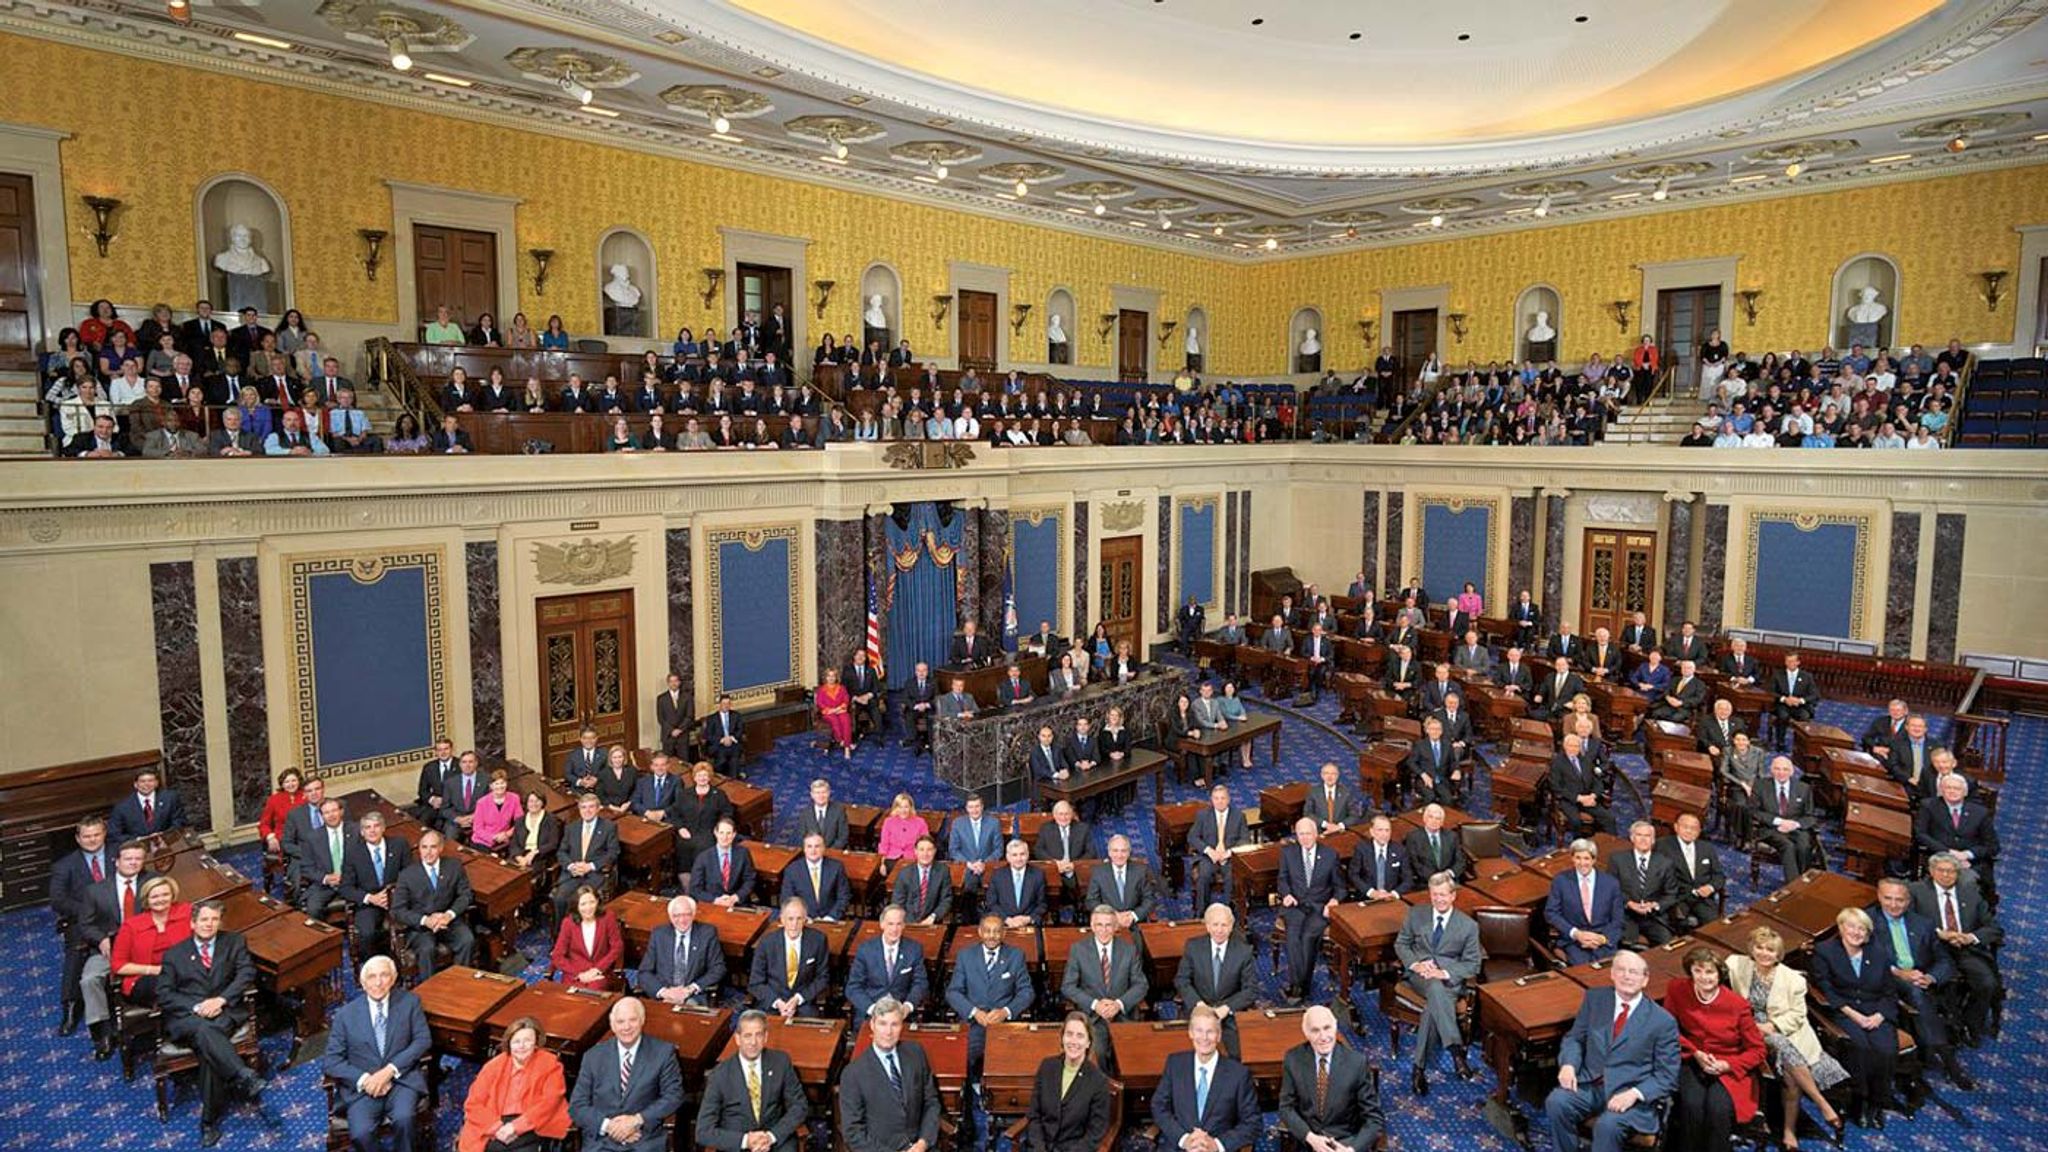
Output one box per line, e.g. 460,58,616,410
947,795,1003,896
945,915,1034,1080
391,830,474,978
340,812,412,959
1348,815,1409,901
1153,1006,1260,1152
321,955,431,1152
706,694,747,779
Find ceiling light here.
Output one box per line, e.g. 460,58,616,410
1730,173,1769,184
1014,180,1029,196
1263,238,1279,250
711,131,744,143
2035,133,2048,142
1867,153,1912,164
1093,200,1106,216
930,159,948,180
581,106,619,117
421,72,471,87
1651,178,1669,201
385,32,412,71
1947,135,1969,153
558,74,594,105
1784,162,1804,177
1213,225,1225,236
1533,194,1551,217
819,154,847,165
1429,214,1444,228
165,0,190,21
713,113,731,134
231,31,294,50
1610,191,1641,201
831,136,848,160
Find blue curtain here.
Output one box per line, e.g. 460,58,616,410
884,503,962,689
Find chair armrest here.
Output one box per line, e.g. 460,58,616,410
1005,1117,1030,1142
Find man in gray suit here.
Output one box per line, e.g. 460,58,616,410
1085,835,1156,928
1393,871,1483,1095
570,997,686,1152
1213,613,1247,647
796,779,851,850
1192,680,1228,729
1305,761,1366,836
1259,614,1295,653
1061,905,1148,1072
935,677,978,721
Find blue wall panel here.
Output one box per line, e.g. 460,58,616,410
1421,503,1491,603
1011,516,1061,633
308,566,432,765
1179,502,1216,606
1753,521,1858,638
717,535,794,693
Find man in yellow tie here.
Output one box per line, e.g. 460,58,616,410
750,898,828,1020
694,1009,809,1152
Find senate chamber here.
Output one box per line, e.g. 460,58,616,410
2,3,2047,1152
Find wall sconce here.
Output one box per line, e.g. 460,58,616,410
1980,269,2009,312
1357,318,1377,347
1156,319,1178,346
813,279,836,319
1735,288,1763,325
528,248,554,297
1010,302,1033,333
700,267,725,308
1608,299,1634,333
1446,313,1468,344
930,293,953,328
357,228,387,282
1097,312,1119,341
81,195,121,258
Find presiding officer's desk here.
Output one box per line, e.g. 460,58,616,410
933,663,1184,802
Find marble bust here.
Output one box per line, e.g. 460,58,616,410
1526,310,1556,341
1845,286,1888,324
212,223,271,277
1047,314,1068,344
864,293,888,328
1185,324,1201,355
603,264,642,308
1299,327,1320,356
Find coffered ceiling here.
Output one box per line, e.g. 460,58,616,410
8,0,2048,260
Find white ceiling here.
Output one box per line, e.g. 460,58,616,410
7,0,2046,258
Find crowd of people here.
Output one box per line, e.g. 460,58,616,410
1678,338,1969,449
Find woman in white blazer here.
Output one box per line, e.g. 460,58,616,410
1725,926,1847,1148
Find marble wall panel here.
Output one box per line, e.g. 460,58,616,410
981,508,1010,636
1699,505,1729,633
1885,512,1922,658
1237,491,1251,615
1156,495,1173,633
217,556,269,826
956,507,982,637
1362,490,1381,591
1073,501,1090,631
1224,493,1239,614
1542,495,1566,630
1385,492,1405,587
150,561,211,832
466,541,504,763
666,527,694,703
814,519,865,676
1508,496,1536,598
1663,499,1695,638
1928,513,1966,662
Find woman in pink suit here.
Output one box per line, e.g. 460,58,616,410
470,768,524,852
1455,581,1484,618
549,885,625,990
876,792,926,862
817,667,854,758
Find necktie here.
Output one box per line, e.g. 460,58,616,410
1195,1064,1211,1117
1942,891,1960,933
143,798,155,826
1115,867,1126,901
89,854,103,882
918,867,930,906
1315,1053,1330,1114
787,938,801,989
1214,944,1225,982
1888,918,1913,968
620,1044,635,1096
1431,915,1445,952
1777,786,1789,816
1580,875,1594,921
200,940,214,970
1429,833,1440,865
1611,999,1630,1039
1851,953,1863,978
427,865,438,891
1013,871,1024,905
1304,849,1315,880
1326,787,1336,814
1100,941,1112,985
810,862,821,899
746,1060,762,1118
582,823,594,857
373,847,385,884
721,853,732,886
1951,806,1963,828
1636,855,1649,884
330,828,343,868
885,945,896,974
1375,850,1387,890
122,879,136,918
884,1051,903,1100
463,776,473,807
372,1000,387,1054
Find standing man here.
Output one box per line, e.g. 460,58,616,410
50,816,110,1037
1277,818,1344,1002
656,675,694,760
1770,653,1820,750
1544,952,1681,1152
322,955,431,1152
695,1010,809,1152
414,740,457,824
107,766,185,841
839,998,943,1152
570,998,686,1152
1393,872,1483,1094
847,905,930,1021
1279,1005,1386,1152
160,901,267,1147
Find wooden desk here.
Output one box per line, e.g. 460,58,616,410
0,749,160,910
1175,714,1283,774
485,980,620,1061
1819,747,1883,788
1468,863,1552,911
1842,803,1912,880
412,965,528,1059
697,904,772,971
981,1021,1070,1122
159,851,254,905
1490,760,1549,833
450,845,535,968
1256,782,1308,839
1102,1010,1303,1097
1327,900,1411,1005
1519,835,1629,879
717,1016,847,1114
849,921,953,989
1135,919,1210,994
639,1002,734,1087
1842,773,1910,813
830,849,889,914
855,1021,968,1115
715,775,776,840
936,656,1051,709
1658,749,1715,788
1565,935,1728,990
1754,871,1877,939
1154,802,1204,890
1036,748,1169,810
240,910,347,1050
1228,831,1360,925
1791,721,1856,784
216,887,290,934
1692,910,1814,958
1477,972,1585,1105
1649,778,1712,829
844,804,886,852
613,814,676,876
605,889,672,961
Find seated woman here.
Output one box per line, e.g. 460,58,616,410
1217,681,1254,771
1726,927,1846,1149
876,793,926,863
594,745,638,814
1809,908,1899,1129
507,312,537,350
813,333,838,367
1024,1012,1113,1152
387,412,430,454
470,769,525,853
509,786,561,871
538,314,570,350
258,767,304,858
111,877,190,1008
459,1015,572,1152
640,412,673,452
1664,946,1765,1152
1098,707,1131,770
549,886,624,991
816,667,853,759
603,416,639,452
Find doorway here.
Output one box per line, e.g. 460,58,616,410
1655,287,1720,397
1578,529,1659,640
0,173,41,370
736,263,794,359
957,289,997,372
1392,308,1438,387
1098,535,1144,655
1116,309,1148,383
413,224,497,335
536,590,638,765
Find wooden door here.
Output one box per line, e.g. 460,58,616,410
1655,287,1719,396
414,224,497,334
0,173,40,369
1392,308,1437,386
2035,254,2048,352
1098,535,1144,656
536,590,638,765
957,289,997,372
737,263,795,358
1116,309,1148,383
1579,529,1658,640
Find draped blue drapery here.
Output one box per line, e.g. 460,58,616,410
883,503,963,689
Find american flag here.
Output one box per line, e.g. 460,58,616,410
865,572,885,676
1001,566,1019,652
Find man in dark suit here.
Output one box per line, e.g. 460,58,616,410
1062,905,1149,1068
1278,819,1344,1000
1544,840,1627,964
1884,715,1938,802
689,819,757,908
1301,624,1334,701
1402,805,1466,882
1621,613,1657,655
1381,644,1418,700
1394,874,1483,1092
1861,698,1910,757
1770,653,1820,749
1870,879,1974,1087
570,997,686,1152
1697,699,1743,771
339,811,411,958
107,765,185,841
1652,814,1724,932
438,752,484,838
1913,853,2003,1045
1533,656,1587,721
1407,716,1462,806
321,954,431,1152
781,834,851,921
1034,801,1094,898
901,663,939,753
1610,821,1679,946
160,902,265,1147
1152,1007,1261,1152
840,998,943,1152
1668,622,1709,665
1550,733,1614,836
1064,716,1103,779
1445,606,1479,642
555,792,620,909
1584,629,1622,680
947,914,1035,1074
890,836,952,925
636,894,726,1006
1175,903,1259,1058
996,664,1036,709
848,905,930,1021
950,621,994,667
294,796,356,919
76,840,158,1055
1750,756,1819,881
279,775,330,877
50,816,111,1036
750,898,832,1019
1434,693,1476,764
390,830,474,978
987,839,1047,927
1306,761,1366,836
226,307,269,365
1348,815,1411,900
177,299,223,360
1508,592,1542,647
1544,952,1681,1152
1546,622,1581,664
949,794,1004,896
1495,647,1535,699
206,406,263,456
1647,660,1706,725
563,725,607,792
1178,596,1208,654
704,694,747,779
1190,784,1251,909
696,1009,809,1152
1718,638,1762,687
844,651,885,740
1086,835,1157,927
1914,771,1997,892
1280,1006,1386,1149
413,740,457,824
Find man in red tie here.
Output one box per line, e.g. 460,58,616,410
1544,951,1680,1152
77,840,158,1056
108,766,186,841
161,901,265,1146
438,750,483,836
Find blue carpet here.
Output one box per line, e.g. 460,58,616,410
1,668,2034,1152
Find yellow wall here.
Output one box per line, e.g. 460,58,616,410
4,31,2045,376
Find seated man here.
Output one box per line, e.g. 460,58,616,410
945,915,1034,1075
1668,621,1709,665
1861,698,1910,758
890,835,953,926
1450,629,1492,675
1550,733,1615,836
950,620,994,667
1434,692,1476,765
780,833,851,921
1394,872,1483,1091
1034,800,1095,897
1621,612,1657,655
1770,653,1821,749
900,663,939,753
936,676,979,723
1583,628,1621,681
847,904,930,1021
1495,646,1534,700
1697,699,1743,769
1543,951,1679,1152
1544,839,1625,964
1652,814,1724,933
1885,715,1938,802
1085,835,1156,928
1914,770,1997,892
1407,716,1462,806
1417,663,1458,715
1305,760,1365,836
1189,784,1249,908
986,839,1048,927
748,898,831,1020
1609,821,1678,946
322,956,431,1152
1259,614,1294,653
391,830,475,979
1506,593,1540,646
696,1009,809,1152
795,778,850,850
1718,637,1762,688
293,796,355,919
1061,904,1149,1068
635,894,725,1006
1402,804,1467,881
843,651,885,740
1911,853,2003,1047
107,766,186,842
1532,657,1586,721
569,998,685,1152
1868,879,1974,1088
1749,756,1818,882
1028,724,1072,785
1174,903,1258,1058
1382,644,1419,701
688,819,757,908
160,901,267,1148
1152,1007,1261,1152
947,795,1004,896
1212,613,1248,647
1349,814,1411,899
1647,659,1706,725
1277,818,1344,1001
996,663,1037,710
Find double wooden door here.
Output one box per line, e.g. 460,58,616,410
1117,309,1148,383
0,173,41,370
957,289,997,372
1579,529,1658,640
737,263,794,356
413,224,497,334
1655,287,1720,395
1392,308,1437,386
537,590,638,765
1098,535,1143,656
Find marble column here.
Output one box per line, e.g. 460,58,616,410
216,557,270,826
1542,495,1567,630
1156,495,1173,633
980,508,1010,636
1927,513,1966,663
1073,501,1090,631
1224,493,1239,614
956,506,982,636
1698,505,1730,633
1884,512,1922,658
1662,497,1695,638
151,561,211,833
466,541,505,764
1236,491,1252,615
666,528,694,697
1384,492,1405,586
1507,495,1536,597
1361,491,1382,591
815,519,865,677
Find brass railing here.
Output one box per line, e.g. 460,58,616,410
364,338,445,426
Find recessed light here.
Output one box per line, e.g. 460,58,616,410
1730,173,1770,184
1251,18,1265,26
711,131,744,143
1574,14,1589,22
231,31,293,50
1263,238,1279,250
1867,153,1912,164
1348,32,1362,40
2034,132,2048,141
1784,162,1804,177
1610,191,1641,201
421,72,472,87
1456,33,1471,41
819,154,848,165
914,175,940,184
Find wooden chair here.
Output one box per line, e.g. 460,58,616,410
322,1073,436,1152
1474,906,1543,981
153,987,268,1120
109,974,162,1082
1003,1073,1125,1152
1457,821,1504,865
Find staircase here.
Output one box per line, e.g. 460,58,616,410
1608,396,1710,446
0,371,48,456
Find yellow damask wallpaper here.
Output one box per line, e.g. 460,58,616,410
3,31,2044,376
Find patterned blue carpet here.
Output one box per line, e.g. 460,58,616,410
1,665,2035,1152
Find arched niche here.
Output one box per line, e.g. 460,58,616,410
598,227,657,339
1831,254,1900,352
859,262,901,357
1182,305,1208,372
194,174,292,316
1288,306,1324,374
1045,286,1076,366
1515,284,1562,363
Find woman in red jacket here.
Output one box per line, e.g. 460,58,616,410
257,767,304,851
1664,946,1766,1152
548,885,623,990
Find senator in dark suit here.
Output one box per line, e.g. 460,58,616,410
1550,736,1615,835
1544,845,1627,964
947,917,1035,1069
1609,823,1679,945
51,822,113,1030
1151,1009,1261,1152
1652,816,1724,931
1884,723,1939,800
390,833,475,977
950,626,995,667
1808,913,1898,1125
780,840,852,921
749,903,832,1016
1544,954,1681,1152
839,1003,943,1152
1085,841,1156,925
695,1012,809,1152
986,845,1049,926
889,844,954,925
1277,823,1345,997
1060,910,1149,1066
555,795,621,908
1401,811,1466,882
293,803,358,919
655,678,695,760
1868,883,1970,1083
1406,725,1461,807
703,699,748,778
1749,759,1818,880
439,766,486,837
847,910,930,1020
1174,905,1258,1058
688,826,757,906
1189,793,1251,907
843,656,886,739
107,769,186,841
561,731,607,792
1914,775,1998,891
570,999,686,1152
1533,662,1588,721
634,896,726,1005
321,958,432,1152
1024,1032,1113,1152
1394,876,1484,1085
1305,766,1366,834
1912,855,2003,1042
796,783,852,849
159,905,264,1144
413,746,457,822
1278,1009,1385,1152
1769,658,1821,747
1347,822,1412,898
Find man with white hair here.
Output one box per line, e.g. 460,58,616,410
571,997,685,1152
322,954,431,1152
1913,770,1998,892
1279,1005,1385,1150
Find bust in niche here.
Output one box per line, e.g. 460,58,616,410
213,223,272,277
1185,325,1201,355
1526,310,1556,341
864,294,888,329
1845,285,1888,324
603,264,642,308
1046,313,1068,344
1299,327,1321,356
